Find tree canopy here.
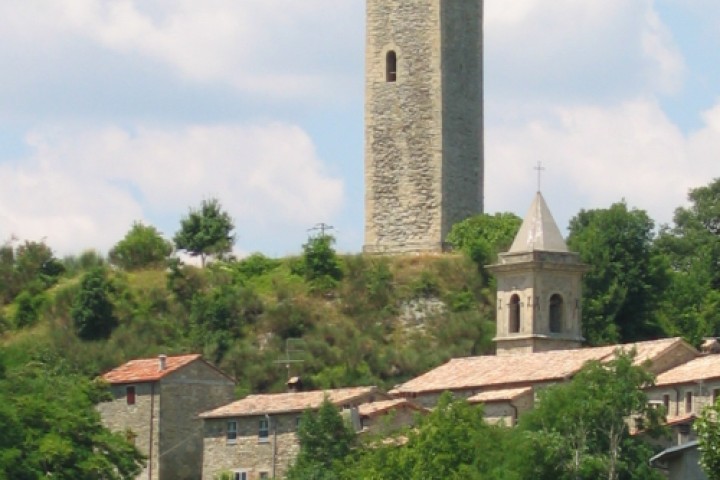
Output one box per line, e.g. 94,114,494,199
447,212,522,273
109,222,172,270
696,396,720,480
0,352,144,479
567,202,669,345
174,198,235,267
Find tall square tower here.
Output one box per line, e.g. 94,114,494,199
364,0,484,254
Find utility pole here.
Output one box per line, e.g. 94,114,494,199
308,223,335,237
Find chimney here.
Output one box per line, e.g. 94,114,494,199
158,354,167,371
287,376,302,393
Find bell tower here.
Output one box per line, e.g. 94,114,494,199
488,193,589,356
363,0,484,254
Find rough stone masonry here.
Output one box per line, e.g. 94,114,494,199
364,0,484,254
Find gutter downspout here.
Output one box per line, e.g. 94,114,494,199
148,382,156,480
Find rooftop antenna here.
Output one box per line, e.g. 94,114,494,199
534,161,546,193
308,223,335,237
273,338,305,380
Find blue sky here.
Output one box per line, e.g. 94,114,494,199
0,0,718,257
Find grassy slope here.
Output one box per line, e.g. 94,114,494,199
1,253,496,396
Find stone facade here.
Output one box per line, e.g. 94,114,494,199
202,412,300,480
98,357,235,480
200,389,420,480
364,0,484,254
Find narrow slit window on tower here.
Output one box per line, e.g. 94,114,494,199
549,294,564,333
509,294,521,333
386,51,397,82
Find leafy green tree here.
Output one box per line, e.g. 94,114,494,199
516,352,664,480
447,212,522,271
12,291,45,328
72,268,118,340
341,393,511,480
0,239,64,304
696,397,720,480
287,398,356,480
302,234,343,291
567,202,669,344
174,198,235,267
0,354,144,479
656,178,720,343
109,221,173,270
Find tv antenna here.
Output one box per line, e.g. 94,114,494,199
273,338,306,379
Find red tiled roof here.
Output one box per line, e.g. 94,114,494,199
468,387,533,404
358,399,428,418
655,354,720,387
102,354,202,384
200,386,380,419
390,338,691,396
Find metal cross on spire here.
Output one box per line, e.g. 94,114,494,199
534,161,546,192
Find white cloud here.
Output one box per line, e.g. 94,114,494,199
485,0,684,101
0,123,343,255
0,0,364,101
486,97,720,231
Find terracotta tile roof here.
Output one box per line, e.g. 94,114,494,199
390,338,689,396
666,414,697,426
655,354,720,387
102,354,202,384
468,387,533,404
358,399,428,418
200,386,379,419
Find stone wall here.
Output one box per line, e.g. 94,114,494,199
159,361,236,480
364,0,483,254
97,360,235,480
98,382,160,480
202,413,303,480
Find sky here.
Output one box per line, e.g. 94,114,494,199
0,0,719,258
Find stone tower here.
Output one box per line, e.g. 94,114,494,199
488,193,588,356
363,0,484,254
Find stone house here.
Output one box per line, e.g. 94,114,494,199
199,386,421,480
389,336,699,415
645,353,720,446
98,354,236,480
650,441,709,480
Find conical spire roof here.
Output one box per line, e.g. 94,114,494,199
509,192,568,253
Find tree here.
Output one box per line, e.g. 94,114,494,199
287,398,356,480
174,198,235,267
72,268,118,340
109,222,173,270
341,393,512,480
447,212,522,272
516,352,664,480
302,234,343,292
567,202,669,345
0,354,144,479
696,397,720,480
656,178,720,343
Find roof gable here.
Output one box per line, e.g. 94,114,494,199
390,338,693,395
655,354,720,387
200,386,381,419
102,354,202,384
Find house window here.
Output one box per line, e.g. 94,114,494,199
713,388,719,405
126,386,136,405
509,294,521,333
549,294,563,333
232,471,247,480
227,421,238,444
259,418,270,442
685,391,693,414
386,51,397,82
662,394,670,414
